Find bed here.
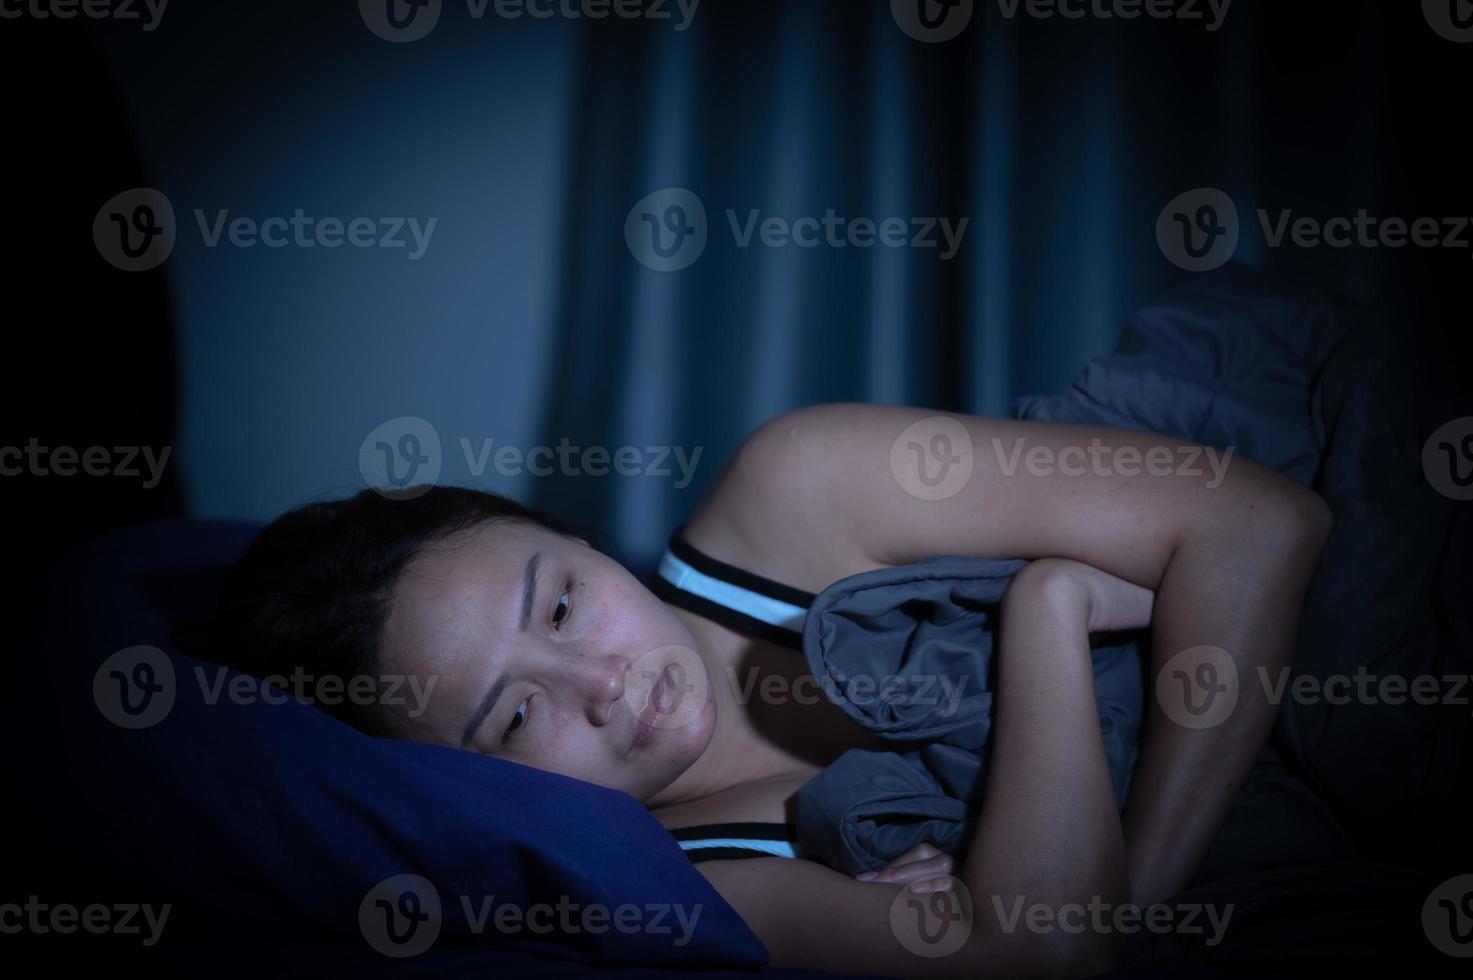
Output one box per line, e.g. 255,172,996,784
8,263,1469,977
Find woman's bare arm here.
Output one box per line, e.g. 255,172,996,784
691,560,1126,980
698,403,1332,906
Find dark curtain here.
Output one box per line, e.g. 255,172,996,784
0,1,1466,570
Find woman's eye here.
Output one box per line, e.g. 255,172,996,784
503,698,529,742
552,582,573,630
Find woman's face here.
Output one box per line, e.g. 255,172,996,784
378,519,716,803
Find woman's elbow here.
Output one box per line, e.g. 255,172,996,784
1233,476,1333,559
1274,483,1334,557
1303,489,1334,545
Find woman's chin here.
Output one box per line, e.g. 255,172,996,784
634,697,716,800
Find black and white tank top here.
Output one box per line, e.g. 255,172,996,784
649,524,818,863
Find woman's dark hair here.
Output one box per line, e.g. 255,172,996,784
210,485,587,738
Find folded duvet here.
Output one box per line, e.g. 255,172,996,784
793,557,1143,873
793,261,1352,875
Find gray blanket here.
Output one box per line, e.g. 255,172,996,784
793,558,1143,873
792,261,1352,875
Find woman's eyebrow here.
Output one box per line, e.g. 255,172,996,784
461,672,508,749
518,550,542,633
459,550,542,748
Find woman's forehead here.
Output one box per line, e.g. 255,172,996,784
383,524,538,667
399,520,555,594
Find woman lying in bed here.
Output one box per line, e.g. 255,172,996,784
214,403,1330,980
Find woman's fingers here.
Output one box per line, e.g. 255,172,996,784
855,847,954,884
882,842,941,867
906,873,956,893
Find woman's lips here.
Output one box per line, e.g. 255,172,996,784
632,664,675,749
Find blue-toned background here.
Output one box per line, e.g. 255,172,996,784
5,0,1467,570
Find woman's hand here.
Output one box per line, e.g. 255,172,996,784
1019,557,1155,634
854,842,956,892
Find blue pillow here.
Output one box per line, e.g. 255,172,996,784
8,518,767,969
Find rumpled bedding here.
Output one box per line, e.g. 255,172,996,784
793,261,1352,874
791,556,1144,873
792,262,1471,971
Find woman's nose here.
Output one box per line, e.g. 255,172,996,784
569,653,631,726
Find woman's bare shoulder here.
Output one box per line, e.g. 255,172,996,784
680,409,890,596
